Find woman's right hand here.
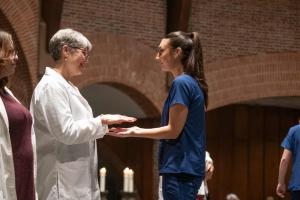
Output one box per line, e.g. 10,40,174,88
100,114,136,125
107,126,141,137
276,183,286,198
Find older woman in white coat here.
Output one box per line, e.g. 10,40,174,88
0,30,36,200
30,28,136,200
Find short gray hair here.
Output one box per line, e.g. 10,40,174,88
49,28,92,61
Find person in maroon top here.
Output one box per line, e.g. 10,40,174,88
0,30,36,200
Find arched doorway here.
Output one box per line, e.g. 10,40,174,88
81,83,160,200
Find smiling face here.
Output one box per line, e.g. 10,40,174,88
1,49,18,77
49,29,93,80
61,45,89,79
0,32,18,78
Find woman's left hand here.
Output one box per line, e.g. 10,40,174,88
100,114,136,125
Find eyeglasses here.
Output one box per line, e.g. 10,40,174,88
72,47,89,60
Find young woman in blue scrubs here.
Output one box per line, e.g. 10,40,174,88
110,31,208,200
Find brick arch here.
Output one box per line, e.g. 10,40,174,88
0,0,39,87
206,52,300,110
0,10,34,106
105,82,160,117
71,32,167,117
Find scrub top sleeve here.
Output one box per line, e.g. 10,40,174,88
169,79,190,108
281,128,295,151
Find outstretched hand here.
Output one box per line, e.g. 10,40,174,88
107,126,141,137
100,114,136,125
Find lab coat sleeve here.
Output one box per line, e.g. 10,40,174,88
32,82,107,145
205,151,213,164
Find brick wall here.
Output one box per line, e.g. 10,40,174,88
206,52,300,110
60,0,168,113
189,0,300,63
0,11,32,106
60,0,300,112
61,0,166,49
0,0,40,106
1,1,299,199
70,32,166,115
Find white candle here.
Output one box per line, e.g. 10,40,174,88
123,167,130,192
100,167,106,192
128,169,134,192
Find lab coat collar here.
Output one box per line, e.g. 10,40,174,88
44,67,83,98
45,67,72,86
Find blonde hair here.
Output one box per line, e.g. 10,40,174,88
0,30,14,63
0,30,15,87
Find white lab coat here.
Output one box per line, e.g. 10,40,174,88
0,87,37,200
197,151,213,197
30,67,108,200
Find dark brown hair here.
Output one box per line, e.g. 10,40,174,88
165,31,208,108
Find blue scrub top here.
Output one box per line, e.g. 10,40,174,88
281,124,300,191
158,74,205,177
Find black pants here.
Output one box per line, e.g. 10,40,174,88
291,190,300,200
